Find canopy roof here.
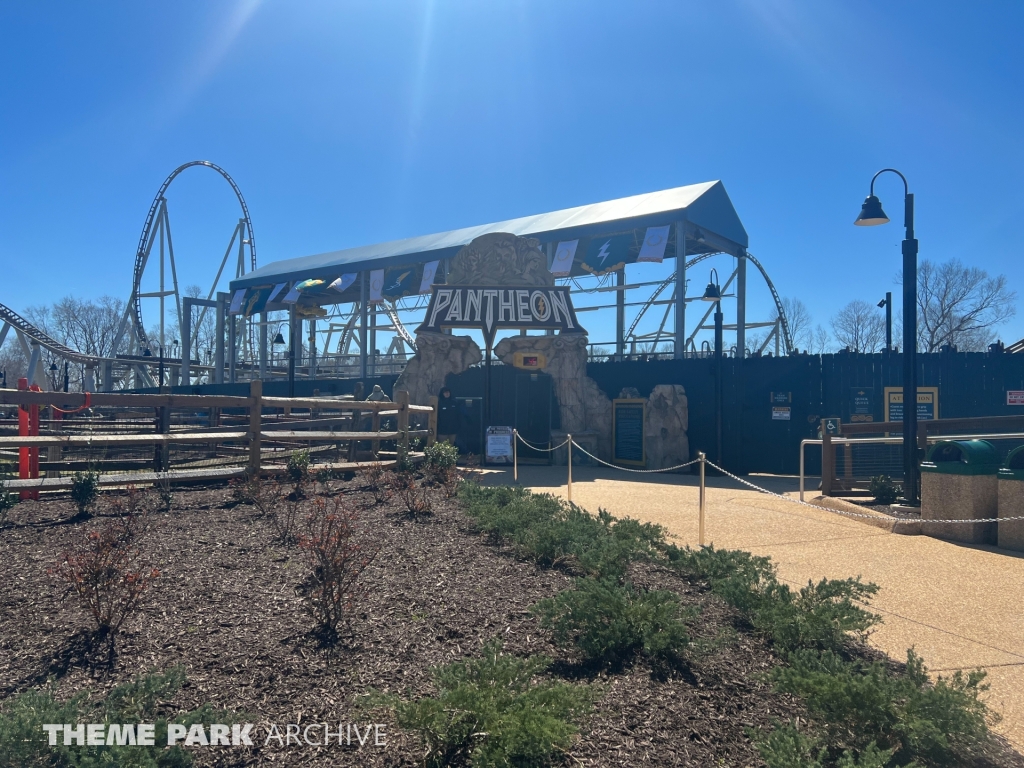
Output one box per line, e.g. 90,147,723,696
232,180,748,291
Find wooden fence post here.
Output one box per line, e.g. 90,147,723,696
154,404,170,472
371,411,381,458
427,395,438,446
396,390,410,452
248,379,263,476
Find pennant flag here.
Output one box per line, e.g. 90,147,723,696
581,234,635,276
295,278,325,292
637,225,670,263
550,240,578,276
368,269,385,303
419,260,440,293
268,282,289,303
282,284,301,304
243,287,272,317
382,265,421,301
329,273,357,293
228,288,247,315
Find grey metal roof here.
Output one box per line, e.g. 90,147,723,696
232,180,748,290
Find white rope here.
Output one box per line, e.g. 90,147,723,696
514,432,569,453
569,438,700,473
704,459,1024,525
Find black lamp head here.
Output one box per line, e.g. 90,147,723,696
142,348,152,357
854,195,890,226
877,297,887,308
701,282,722,302
273,332,286,345
50,362,58,371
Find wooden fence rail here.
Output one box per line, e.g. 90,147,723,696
0,384,435,491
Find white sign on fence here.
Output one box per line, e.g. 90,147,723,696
1009,391,1024,406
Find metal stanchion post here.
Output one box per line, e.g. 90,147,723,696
513,429,518,483
698,451,706,547
567,433,573,503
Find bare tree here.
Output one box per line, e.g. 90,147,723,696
830,300,887,352
771,297,812,351
21,296,131,390
811,324,833,354
898,259,1016,352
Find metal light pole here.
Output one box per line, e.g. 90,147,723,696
855,169,919,504
701,270,724,465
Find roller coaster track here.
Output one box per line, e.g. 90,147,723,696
0,301,103,364
131,160,257,350
335,301,417,355
624,251,793,354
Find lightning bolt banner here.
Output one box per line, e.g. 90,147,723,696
581,234,635,276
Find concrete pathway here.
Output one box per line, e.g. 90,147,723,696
480,465,1024,750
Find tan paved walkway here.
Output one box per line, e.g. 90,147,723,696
481,466,1024,750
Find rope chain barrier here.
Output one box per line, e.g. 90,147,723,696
568,438,700,473
514,432,570,453
702,459,1024,525
510,435,1024,527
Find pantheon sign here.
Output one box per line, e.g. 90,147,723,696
416,285,585,342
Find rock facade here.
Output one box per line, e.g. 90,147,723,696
394,332,481,406
644,384,691,471
446,232,553,287
493,333,612,459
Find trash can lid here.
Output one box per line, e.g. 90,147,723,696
1005,445,1024,471
921,440,1002,475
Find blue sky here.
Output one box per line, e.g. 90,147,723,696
1,0,1022,349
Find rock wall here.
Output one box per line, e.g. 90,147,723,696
394,332,481,406
644,384,690,471
493,333,612,459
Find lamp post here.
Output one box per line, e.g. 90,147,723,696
701,269,724,465
877,292,892,351
272,330,286,375
855,169,919,505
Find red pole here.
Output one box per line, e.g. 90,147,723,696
29,384,40,488
18,378,33,500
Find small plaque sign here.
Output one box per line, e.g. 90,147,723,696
772,406,791,421
1008,391,1024,406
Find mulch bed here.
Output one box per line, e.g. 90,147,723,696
0,477,1018,767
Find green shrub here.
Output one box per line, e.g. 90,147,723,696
753,723,898,768
770,648,991,766
532,577,692,668
869,475,901,505
70,471,100,520
667,545,879,653
423,440,459,472
460,485,664,580
424,441,462,497
373,639,592,768
0,667,232,767
287,450,311,494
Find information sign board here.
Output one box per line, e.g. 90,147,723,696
884,387,939,424
612,399,646,467
485,426,514,465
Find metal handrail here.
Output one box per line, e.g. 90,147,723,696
799,432,1024,501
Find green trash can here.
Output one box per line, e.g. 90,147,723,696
997,446,1024,552
920,440,1001,544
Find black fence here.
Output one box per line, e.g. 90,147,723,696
587,351,1024,476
